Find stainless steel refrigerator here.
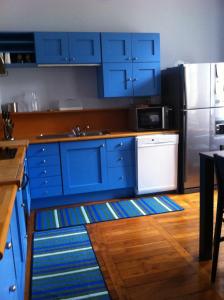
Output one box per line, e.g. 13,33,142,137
162,63,224,193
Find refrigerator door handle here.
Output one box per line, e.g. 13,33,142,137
183,110,187,181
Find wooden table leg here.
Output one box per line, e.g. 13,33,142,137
199,154,214,261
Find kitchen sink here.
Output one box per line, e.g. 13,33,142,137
36,130,110,139
0,147,17,160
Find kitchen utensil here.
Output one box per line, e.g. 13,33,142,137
1,102,19,113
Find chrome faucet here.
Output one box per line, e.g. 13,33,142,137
72,125,90,136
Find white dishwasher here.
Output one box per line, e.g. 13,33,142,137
136,134,179,195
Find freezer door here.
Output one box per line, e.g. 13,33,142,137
184,108,210,189
210,63,224,107
210,107,224,151
184,64,211,109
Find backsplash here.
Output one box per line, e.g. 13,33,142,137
0,67,132,111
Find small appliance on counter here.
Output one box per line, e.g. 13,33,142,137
129,104,173,131
57,99,83,111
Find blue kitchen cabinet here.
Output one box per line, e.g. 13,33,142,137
133,62,160,96
106,137,135,189
35,32,101,64
101,63,133,97
10,190,27,300
101,33,160,63
101,33,132,63
60,140,108,194
35,32,69,64
100,62,160,97
27,143,63,199
0,230,18,300
0,190,27,300
69,32,101,64
100,32,160,97
22,159,31,215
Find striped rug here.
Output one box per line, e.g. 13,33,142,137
31,225,110,300
36,195,183,231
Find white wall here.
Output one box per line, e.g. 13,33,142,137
0,0,224,109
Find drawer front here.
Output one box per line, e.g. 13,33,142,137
107,151,134,167
27,155,60,168
108,166,135,188
30,186,63,199
28,166,61,178
29,176,62,189
106,137,134,152
27,143,59,157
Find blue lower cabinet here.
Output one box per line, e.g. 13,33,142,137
10,190,27,300
30,186,63,199
0,230,18,300
60,140,108,194
108,166,135,189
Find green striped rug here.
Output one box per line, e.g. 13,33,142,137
36,195,183,231
31,225,110,300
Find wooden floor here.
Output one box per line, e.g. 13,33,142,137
26,193,224,299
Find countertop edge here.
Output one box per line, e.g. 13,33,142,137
0,184,18,259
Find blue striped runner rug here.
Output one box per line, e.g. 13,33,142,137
31,225,110,300
36,195,183,231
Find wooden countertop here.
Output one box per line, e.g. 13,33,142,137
0,184,17,259
0,142,28,186
28,130,178,144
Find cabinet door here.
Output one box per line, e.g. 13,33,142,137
22,159,31,215
0,230,18,300
60,140,108,194
69,32,101,64
10,190,27,300
101,33,132,62
132,33,160,62
101,63,133,97
35,32,69,64
133,63,161,96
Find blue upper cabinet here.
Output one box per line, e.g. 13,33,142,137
35,32,69,64
101,33,132,63
133,63,161,96
101,63,133,97
60,140,108,195
69,33,101,64
101,33,160,63
35,32,101,64
132,33,160,62
99,32,160,97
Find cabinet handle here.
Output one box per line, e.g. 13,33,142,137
44,180,48,185
64,57,68,62
5,242,12,249
42,159,46,164
133,78,137,81
119,176,124,180
127,57,132,61
126,78,132,81
25,234,28,239
43,170,47,174
119,142,123,147
21,202,26,208
101,144,105,147
42,148,46,152
119,157,124,161
71,57,75,62
133,57,138,60
9,285,16,292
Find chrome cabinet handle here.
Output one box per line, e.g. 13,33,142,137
42,159,46,164
43,170,47,174
119,142,123,147
42,148,46,152
126,78,132,81
5,242,12,249
9,285,16,292
133,57,138,60
21,202,26,208
119,157,124,161
44,180,48,185
127,57,132,61
101,144,105,147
